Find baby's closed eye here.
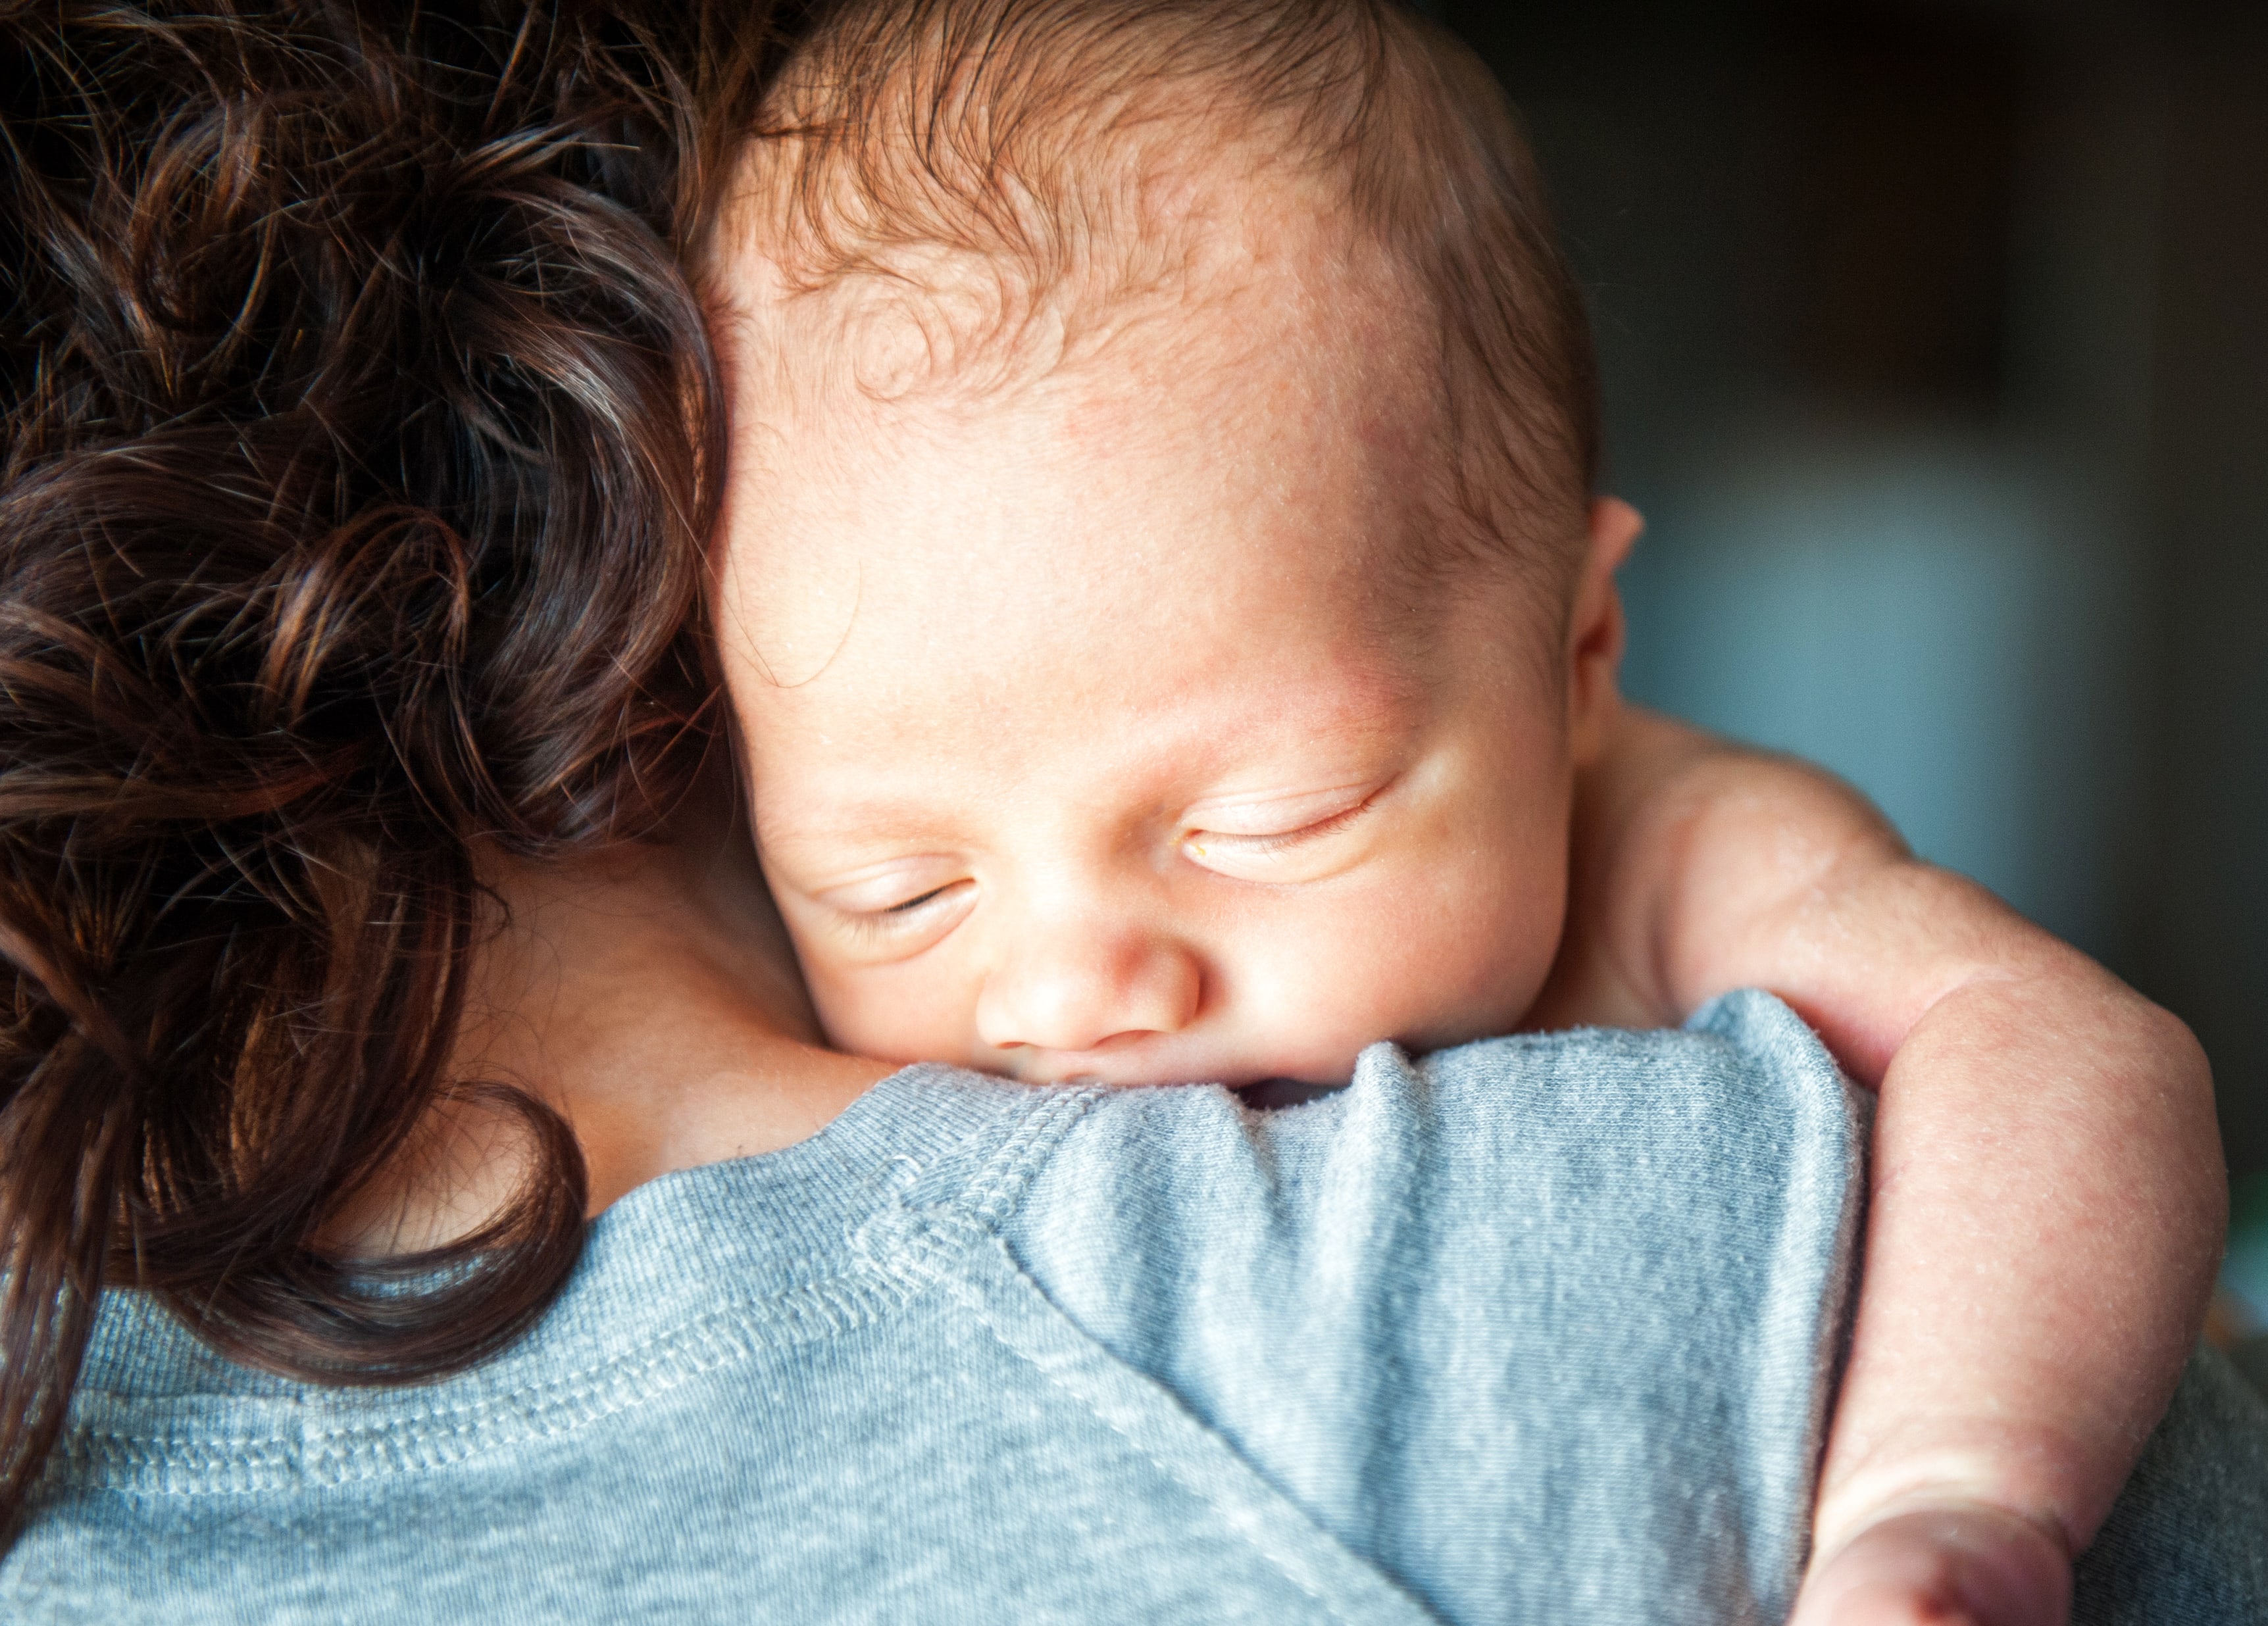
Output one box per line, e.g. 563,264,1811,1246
799,862,977,957
1180,779,1390,882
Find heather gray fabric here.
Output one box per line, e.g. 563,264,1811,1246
2073,1346,2268,1623
4,991,2261,1622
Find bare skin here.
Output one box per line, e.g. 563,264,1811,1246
334,786,887,1258
445,802,890,1218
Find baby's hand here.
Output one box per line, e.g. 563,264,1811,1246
1790,1499,2072,1625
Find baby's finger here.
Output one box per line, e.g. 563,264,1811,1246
1788,1503,2072,1626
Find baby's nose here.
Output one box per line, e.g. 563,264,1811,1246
973,927,1200,1057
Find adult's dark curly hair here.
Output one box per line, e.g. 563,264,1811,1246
0,0,771,1537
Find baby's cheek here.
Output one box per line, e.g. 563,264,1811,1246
1348,850,1567,1050
1200,904,1454,1079
799,954,980,1068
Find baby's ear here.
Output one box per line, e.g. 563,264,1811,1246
1565,497,1644,764
1584,496,1644,580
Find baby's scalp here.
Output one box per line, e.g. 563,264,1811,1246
702,0,1601,599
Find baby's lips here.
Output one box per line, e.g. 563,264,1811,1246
1791,1503,2072,1626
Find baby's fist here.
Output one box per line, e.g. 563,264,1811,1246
1789,1504,2072,1626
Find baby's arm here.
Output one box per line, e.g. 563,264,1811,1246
1534,705,2226,1626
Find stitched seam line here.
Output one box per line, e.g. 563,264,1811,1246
955,1085,1105,1232
58,1270,923,1494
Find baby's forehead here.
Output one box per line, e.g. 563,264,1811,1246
710,235,1517,737
715,293,1490,742
728,264,1447,597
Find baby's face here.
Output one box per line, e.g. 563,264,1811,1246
715,243,1597,1087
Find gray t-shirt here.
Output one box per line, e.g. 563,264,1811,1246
5,992,2263,1622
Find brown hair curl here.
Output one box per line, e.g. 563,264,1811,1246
0,0,764,1535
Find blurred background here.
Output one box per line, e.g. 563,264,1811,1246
1428,0,2268,1331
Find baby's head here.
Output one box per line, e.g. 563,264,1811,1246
705,0,1633,1085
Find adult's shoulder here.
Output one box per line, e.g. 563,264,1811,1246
1003,990,1869,1624
1011,989,1870,1361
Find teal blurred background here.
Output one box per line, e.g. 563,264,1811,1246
1433,3,2268,1233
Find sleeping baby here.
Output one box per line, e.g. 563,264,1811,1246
699,2,2226,1619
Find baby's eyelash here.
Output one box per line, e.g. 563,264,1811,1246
1189,796,1376,856
838,880,967,943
